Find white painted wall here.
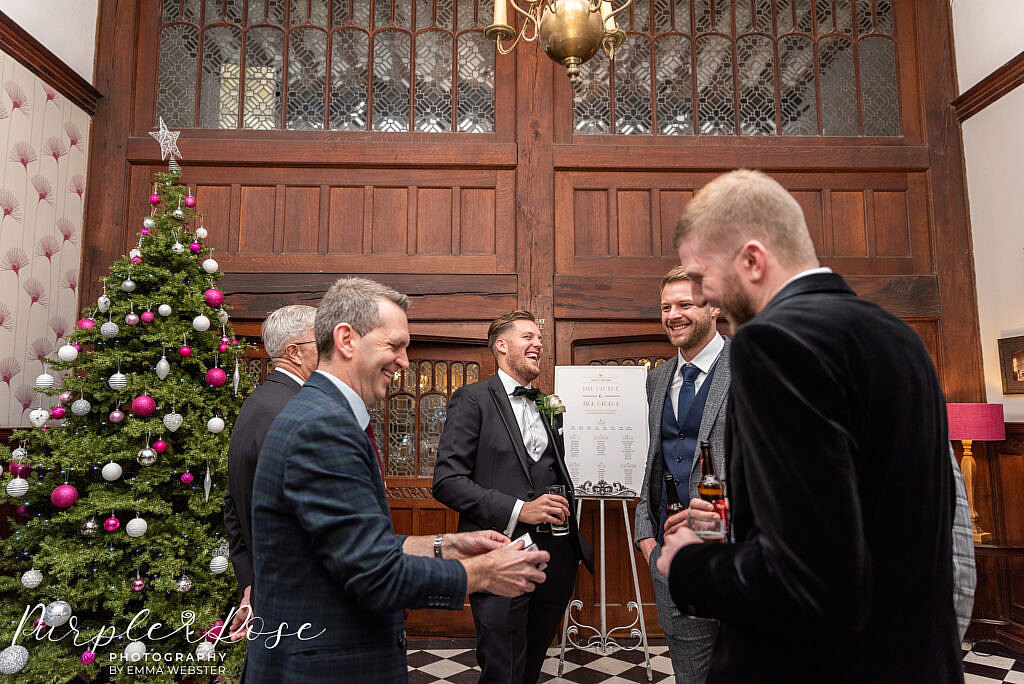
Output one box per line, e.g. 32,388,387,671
952,2,1024,420
0,1,98,84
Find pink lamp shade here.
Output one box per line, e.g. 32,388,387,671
946,403,1006,442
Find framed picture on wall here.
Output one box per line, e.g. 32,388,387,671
998,336,1024,394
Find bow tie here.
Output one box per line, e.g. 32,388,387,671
512,386,540,400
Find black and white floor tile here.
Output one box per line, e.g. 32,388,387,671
406,638,1024,683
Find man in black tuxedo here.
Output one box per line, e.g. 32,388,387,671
433,310,594,683
224,304,318,641
657,170,962,683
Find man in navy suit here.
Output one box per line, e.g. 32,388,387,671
225,304,318,643
658,170,962,683
249,278,548,683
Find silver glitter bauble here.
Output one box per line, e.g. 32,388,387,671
195,226,208,240
129,248,142,259
173,208,185,220
143,217,156,230
124,641,146,662
101,461,122,481
217,308,230,325
57,344,79,362
158,303,172,316
137,448,157,466
177,575,192,592
20,568,42,589
80,518,99,537
163,412,183,432
172,242,185,255
121,279,136,293
6,477,28,498
0,645,28,674
155,356,170,380
209,555,229,574
206,416,225,434
100,321,119,339
71,399,91,416
43,600,72,627
97,294,111,312
108,372,128,391
126,517,148,538
195,641,215,661
11,447,27,460
192,315,210,332
34,372,54,390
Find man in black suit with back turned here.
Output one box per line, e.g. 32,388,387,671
223,304,318,641
657,170,963,683
433,310,594,683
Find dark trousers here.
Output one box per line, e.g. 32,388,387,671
470,534,579,683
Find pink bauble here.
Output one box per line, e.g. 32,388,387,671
125,313,140,326
149,193,160,205
220,335,229,343
9,462,30,477
179,345,192,357
109,409,125,424
185,196,197,208
104,516,120,532
73,343,82,352
33,618,45,629
232,339,239,345
180,471,194,484
131,577,145,591
15,504,28,520
152,440,167,453
82,650,96,665
130,256,142,264
51,406,66,419
205,621,224,642
189,242,202,253
205,368,227,387
59,391,73,404
51,484,78,508
131,395,156,417
204,288,224,307
76,318,95,330
140,227,150,236
140,311,155,323
217,343,228,353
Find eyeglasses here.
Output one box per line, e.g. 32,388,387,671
289,340,316,347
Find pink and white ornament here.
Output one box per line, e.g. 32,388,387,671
51,484,78,509
205,368,227,387
189,242,202,254
108,409,125,424
179,345,192,358
204,288,224,307
149,193,160,205
131,577,145,592
180,471,194,484
125,312,140,326
50,406,65,419
131,394,156,417
185,195,196,208
81,650,96,665
59,391,73,404
140,310,155,324
152,439,167,453
76,318,95,331
104,516,120,532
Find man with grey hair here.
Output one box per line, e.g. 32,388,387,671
225,304,318,645
248,277,548,682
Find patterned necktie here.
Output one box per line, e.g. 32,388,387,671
364,424,386,482
676,364,701,422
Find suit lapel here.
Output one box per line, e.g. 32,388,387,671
487,376,534,485
697,339,731,442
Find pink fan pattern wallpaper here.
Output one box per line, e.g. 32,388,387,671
0,51,90,425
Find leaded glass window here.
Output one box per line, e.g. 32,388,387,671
575,0,899,136
157,0,495,132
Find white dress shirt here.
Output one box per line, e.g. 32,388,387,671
272,367,305,387
668,332,725,418
497,369,549,537
314,369,370,430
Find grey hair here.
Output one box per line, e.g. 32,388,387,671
315,277,409,359
261,305,317,357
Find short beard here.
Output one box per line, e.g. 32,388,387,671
508,356,540,384
721,271,758,332
676,310,715,357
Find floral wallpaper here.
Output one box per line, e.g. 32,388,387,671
0,50,90,426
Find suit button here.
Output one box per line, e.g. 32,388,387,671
679,432,685,439
548,465,554,471
675,457,682,463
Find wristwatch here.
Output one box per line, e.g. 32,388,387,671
433,534,443,558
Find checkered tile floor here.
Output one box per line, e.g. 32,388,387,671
406,639,1024,683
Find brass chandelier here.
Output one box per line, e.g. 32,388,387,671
485,0,632,82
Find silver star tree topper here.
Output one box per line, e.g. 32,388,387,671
149,117,182,161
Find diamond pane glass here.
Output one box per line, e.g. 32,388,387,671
615,35,652,135
369,398,386,447
248,0,285,25
157,25,199,129
695,0,730,33
855,0,873,35
655,34,693,134
404,362,418,392
435,361,448,394
289,0,307,24
332,0,352,26
696,35,734,134
243,27,284,128
373,30,411,132
390,365,402,392
815,0,833,34
778,35,817,135
833,0,853,33
451,362,465,391
630,0,651,32
418,361,432,392
286,28,327,129
200,26,241,128
466,362,479,384
330,28,369,130
778,0,815,33
653,0,672,33
574,55,612,134
387,394,416,476
875,0,892,35
737,34,775,135
457,32,494,132
415,31,453,132
818,35,856,135
419,394,448,476
859,36,899,136
376,1,412,29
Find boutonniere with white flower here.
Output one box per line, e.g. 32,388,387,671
536,392,566,423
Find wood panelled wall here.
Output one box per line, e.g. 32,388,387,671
84,0,984,638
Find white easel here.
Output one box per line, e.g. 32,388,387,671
558,495,652,682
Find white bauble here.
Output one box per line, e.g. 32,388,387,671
71,399,91,416
100,321,119,339
195,226,208,240
129,248,142,259
209,555,229,574
195,642,215,661
155,357,170,380
101,462,123,481
20,568,42,589
57,344,79,362
0,645,28,675
11,447,27,460
29,408,48,428
6,477,28,498
43,600,72,627
157,304,172,317
192,315,211,332
202,258,218,274
124,641,146,662
121,279,136,293
34,372,54,390
171,242,185,255
108,372,128,391
97,294,111,313
163,412,183,432
143,217,156,230
206,416,225,434
216,309,229,325
126,517,148,538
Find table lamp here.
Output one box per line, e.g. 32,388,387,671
947,402,1005,543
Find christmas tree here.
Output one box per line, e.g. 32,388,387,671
0,120,253,682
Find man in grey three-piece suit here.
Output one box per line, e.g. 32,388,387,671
635,266,730,684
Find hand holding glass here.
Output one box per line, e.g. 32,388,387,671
547,485,570,536
684,511,725,543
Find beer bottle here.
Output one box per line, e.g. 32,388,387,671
663,473,685,514
697,440,728,528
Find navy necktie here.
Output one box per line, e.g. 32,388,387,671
676,364,701,422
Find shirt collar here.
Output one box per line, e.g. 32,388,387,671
314,369,370,429
272,367,305,387
676,332,725,375
780,266,832,291
497,368,531,396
